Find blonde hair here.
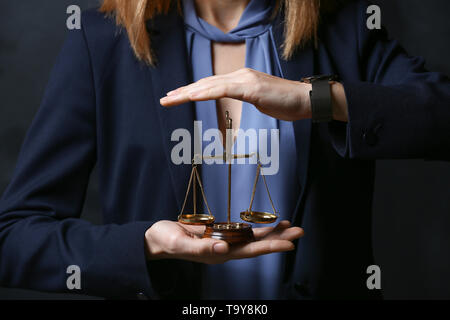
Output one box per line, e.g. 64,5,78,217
100,0,332,66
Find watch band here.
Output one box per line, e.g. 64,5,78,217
302,75,338,123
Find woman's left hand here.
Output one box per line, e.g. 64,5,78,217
160,68,313,121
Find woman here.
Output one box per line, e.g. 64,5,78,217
0,0,449,300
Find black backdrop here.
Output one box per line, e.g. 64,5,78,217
0,0,449,299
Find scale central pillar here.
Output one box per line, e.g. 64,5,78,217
203,111,254,244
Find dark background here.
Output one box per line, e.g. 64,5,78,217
0,0,449,299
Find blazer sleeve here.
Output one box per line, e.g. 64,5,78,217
329,1,450,161
0,25,155,299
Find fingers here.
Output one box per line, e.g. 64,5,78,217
166,74,229,97
160,75,226,106
252,220,291,240
176,236,297,264
262,226,304,241
176,235,230,258
229,239,295,260
160,69,255,107
227,221,301,260
160,82,245,107
189,82,246,102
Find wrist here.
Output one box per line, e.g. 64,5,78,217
144,226,165,260
301,83,313,119
294,82,312,120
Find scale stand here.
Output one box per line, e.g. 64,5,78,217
178,111,279,244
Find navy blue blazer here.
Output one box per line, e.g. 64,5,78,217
0,1,449,299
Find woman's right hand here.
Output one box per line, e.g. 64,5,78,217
144,220,304,264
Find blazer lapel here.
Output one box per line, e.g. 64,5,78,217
272,15,315,225
146,10,196,212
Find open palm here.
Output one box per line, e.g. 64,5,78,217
145,220,304,264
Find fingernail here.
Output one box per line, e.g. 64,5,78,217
213,242,228,254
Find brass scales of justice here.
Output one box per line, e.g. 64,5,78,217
178,111,279,244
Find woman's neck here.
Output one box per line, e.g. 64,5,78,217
194,0,251,33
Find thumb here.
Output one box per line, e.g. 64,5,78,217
179,236,229,257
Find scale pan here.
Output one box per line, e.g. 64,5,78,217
178,214,215,225
240,211,278,224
